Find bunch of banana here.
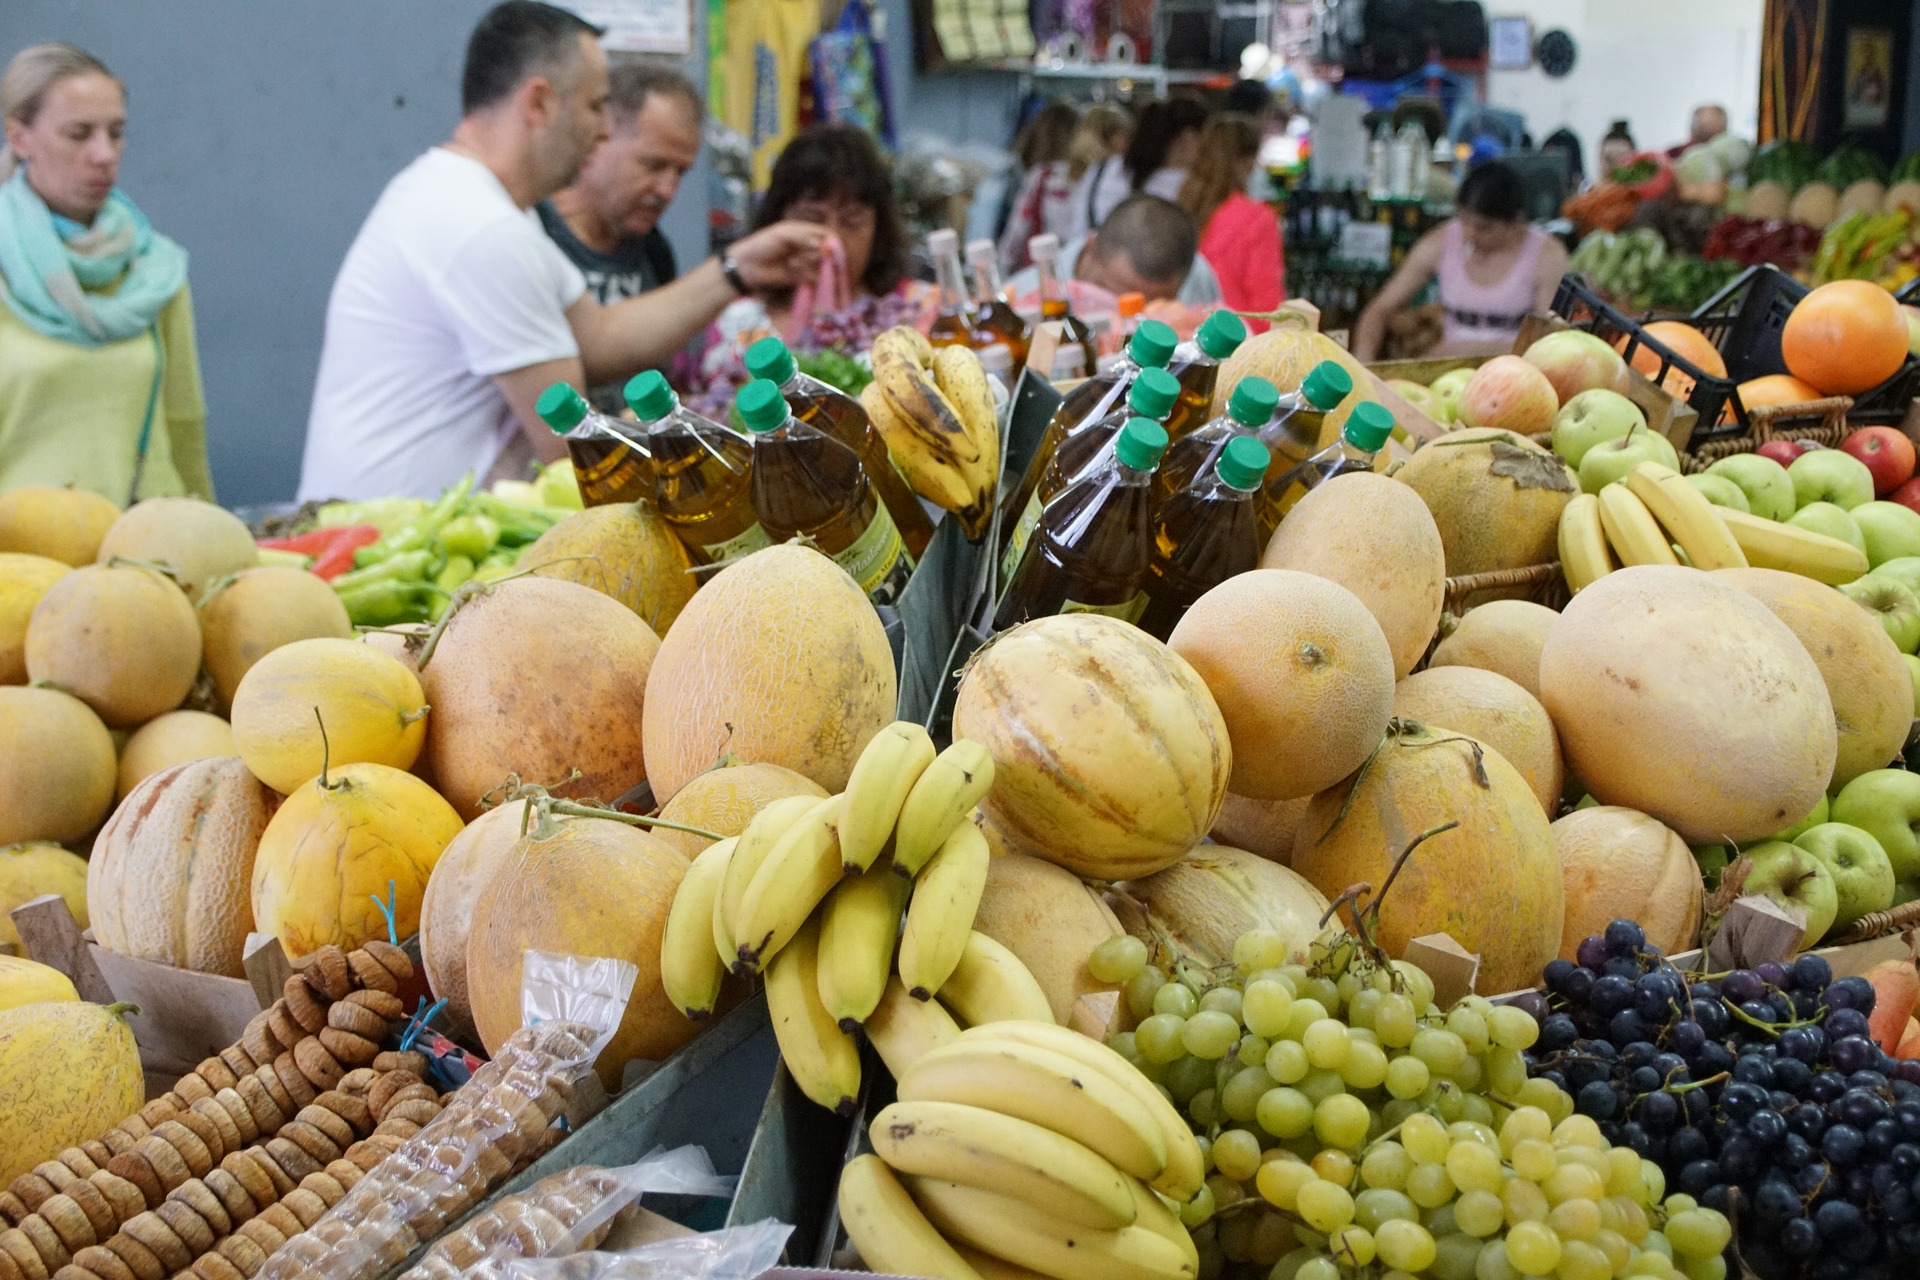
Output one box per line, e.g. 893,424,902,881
658,720,1054,1116
1557,461,1750,591
837,1022,1205,1280
864,327,1001,542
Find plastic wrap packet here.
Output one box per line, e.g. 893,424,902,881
497,1220,794,1280
522,950,640,1038
400,1146,737,1280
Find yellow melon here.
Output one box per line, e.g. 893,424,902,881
251,762,464,958
419,800,533,1043
1167,569,1394,803
0,842,89,950
1109,844,1331,971
1539,566,1836,845
1260,472,1446,680
1396,429,1579,583
953,613,1230,880
1552,806,1703,961
25,564,201,726
231,638,427,795
94,496,257,599
649,761,829,860
91,757,276,975
1212,326,1372,446
422,577,658,820
971,847,1126,1027
1716,567,1911,788
0,687,116,845
466,814,694,1090
0,956,77,1011
0,999,142,1183
117,710,236,800
0,554,68,684
644,545,896,799
200,567,354,711
1210,793,1312,865
1392,666,1564,814
1427,599,1559,700
0,486,120,567
1291,721,1563,994
521,502,696,637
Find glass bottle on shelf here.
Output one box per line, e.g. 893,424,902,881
1029,232,1096,381
622,370,767,566
1136,435,1272,641
1162,310,1250,440
1098,292,1147,367
1259,360,1355,484
536,383,652,507
965,237,1028,377
927,228,975,351
1156,374,1280,503
1258,400,1397,540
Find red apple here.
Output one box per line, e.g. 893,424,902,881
1842,426,1919,495
1457,356,1560,433
1893,476,1920,517
1522,330,1630,406
1756,439,1813,467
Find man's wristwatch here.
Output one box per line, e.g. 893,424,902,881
720,254,751,296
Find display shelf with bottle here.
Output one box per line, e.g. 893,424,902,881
1161,310,1250,439
1136,434,1271,640
1258,399,1397,539
927,228,976,351
1028,232,1096,380
1155,374,1279,502
536,383,652,507
964,237,1028,378
1096,292,1146,367
622,370,767,566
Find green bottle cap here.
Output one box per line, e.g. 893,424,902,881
1196,311,1248,359
744,336,796,384
1227,376,1280,427
536,383,588,434
1216,435,1271,490
1128,319,1178,369
1343,402,1395,452
1302,361,1354,410
736,379,791,434
623,370,677,422
1115,418,1169,471
1128,367,1182,420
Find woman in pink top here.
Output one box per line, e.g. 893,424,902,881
1177,114,1285,318
1353,160,1568,360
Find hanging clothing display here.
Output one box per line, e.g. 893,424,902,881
721,0,823,187
809,0,896,147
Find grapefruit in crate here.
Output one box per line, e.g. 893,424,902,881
1617,320,1726,398
1782,279,1909,396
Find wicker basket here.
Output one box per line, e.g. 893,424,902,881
1830,901,1920,946
1442,562,1570,615
1679,397,1854,473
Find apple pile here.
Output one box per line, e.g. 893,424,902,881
1387,329,1633,437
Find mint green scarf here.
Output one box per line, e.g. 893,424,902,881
0,167,187,346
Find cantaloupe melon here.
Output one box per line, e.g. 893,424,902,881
422,577,658,820
1212,326,1371,447
649,761,828,860
953,613,1230,881
643,545,895,800
1744,180,1792,222
231,638,427,795
0,841,89,950
1168,570,1394,803
522,502,696,637
25,564,201,726
0,486,120,567
972,847,1126,1028
94,496,257,599
1392,666,1564,814
0,554,68,684
201,566,354,711
466,814,694,1090
0,687,116,845
1210,793,1312,865
1260,473,1446,680
1396,430,1579,585
1552,806,1702,960
0,955,77,1010
1539,566,1836,844
1291,721,1563,994
1109,844,1331,971
1426,599,1559,700
117,709,236,800
91,757,276,975
1788,182,1839,229
419,800,533,1044
0,999,143,1182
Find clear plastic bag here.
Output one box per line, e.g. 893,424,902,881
498,1220,794,1280
521,950,639,1051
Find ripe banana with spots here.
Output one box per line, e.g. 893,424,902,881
1623,461,1748,570
765,913,861,1115
716,794,821,961
1557,492,1614,592
838,720,938,872
907,1176,1198,1280
898,820,991,999
934,932,1056,1025
1596,482,1680,566
868,326,1000,540
864,975,963,1078
733,794,846,973
817,859,910,1030
893,740,995,876
838,1154,985,1280
1717,507,1870,584
660,836,735,1020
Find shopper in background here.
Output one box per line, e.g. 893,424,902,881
1598,120,1636,176
1066,102,1134,238
1667,104,1728,158
1122,97,1208,202
1008,194,1221,307
301,1,826,500
1351,160,1567,360
1177,114,1284,318
0,43,210,502
996,101,1079,273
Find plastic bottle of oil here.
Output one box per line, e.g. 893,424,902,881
744,336,935,561
964,237,1028,377
1136,435,1272,641
1258,400,1396,539
1259,361,1356,486
537,383,652,507
736,379,914,605
1162,311,1250,440
927,228,976,351
1155,375,1280,502
994,417,1168,630
622,370,767,566
1029,232,1096,381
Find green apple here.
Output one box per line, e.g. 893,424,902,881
1577,426,1681,495
1905,654,1920,717
1687,473,1751,514
1759,794,1830,845
1788,501,1868,554
1789,448,1876,510
1694,843,1730,890
1875,556,1920,601
1839,573,1920,653
1428,368,1474,421
1551,389,1646,470
1794,822,1897,932
1387,379,1437,415
1852,500,1920,567
1706,454,1797,521
1740,841,1839,948
1898,880,1920,908
1832,768,1920,881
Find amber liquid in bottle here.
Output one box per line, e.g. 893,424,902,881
966,239,1029,374
1136,441,1269,641
567,429,652,507
1029,232,1095,381
1160,311,1250,440
1258,402,1393,542
785,378,935,562
928,228,976,350
1156,378,1282,504
650,422,765,564
750,415,914,606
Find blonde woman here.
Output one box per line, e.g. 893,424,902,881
996,101,1080,273
1177,114,1284,316
0,43,210,501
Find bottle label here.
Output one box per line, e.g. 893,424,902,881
976,342,1014,378
999,490,1043,582
700,521,772,565
836,500,915,605
1050,344,1088,381
1061,592,1148,623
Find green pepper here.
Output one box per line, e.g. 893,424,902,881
438,514,500,560
315,497,427,533
471,494,572,545
472,555,519,583
436,555,476,592
354,475,474,567
337,580,446,627
331,548,441,592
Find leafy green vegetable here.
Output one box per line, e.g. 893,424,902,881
796,349,874,398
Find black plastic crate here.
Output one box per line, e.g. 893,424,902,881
1552,274,1744,444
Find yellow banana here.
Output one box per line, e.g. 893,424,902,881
898,1037,1168,1182
870,1099,1137,1230
955,1245,1050,1280
660,836,736,1020
865,975,962,1079
817,859,910,1030
1718,507,1870,584
1128,1176,1200,1269
839,1154,985,1280
765,912,861,1115
931,345,1003,539
734,794,846,973
838,721,938,873
863,381,978,513
894,741,996,876
937,932,1056,1027
1624,461,1748,571
1557,492,1615,592
907,1176,1197,1280
1596,482,1681,567
899,821,991,999
717,794,821,959
873,325,935,368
